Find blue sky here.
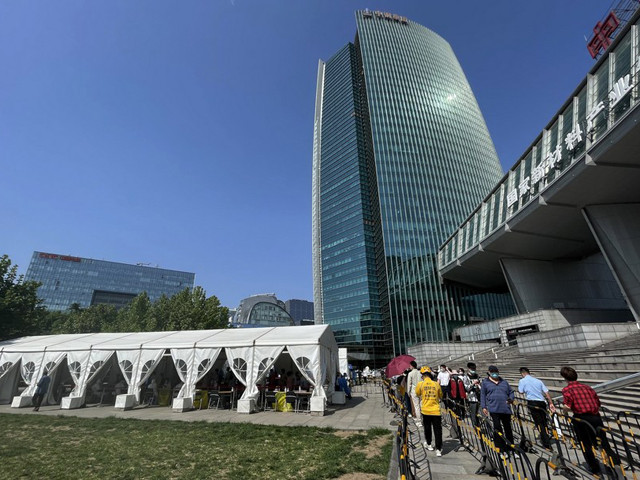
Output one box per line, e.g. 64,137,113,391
1,0,610,308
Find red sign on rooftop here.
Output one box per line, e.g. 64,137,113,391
587,11,620,59
39,252,81,262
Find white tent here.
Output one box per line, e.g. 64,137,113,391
0,325,340,414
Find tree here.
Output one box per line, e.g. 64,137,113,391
0,254,44,340
113,292,153,332
0,258,229,337
152,287,228,331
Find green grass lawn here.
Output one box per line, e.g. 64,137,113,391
0,414,392,479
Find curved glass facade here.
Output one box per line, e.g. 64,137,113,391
247,302,294,327
313,11,515,362
233,294,295,328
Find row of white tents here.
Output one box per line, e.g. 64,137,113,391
0,325,340,413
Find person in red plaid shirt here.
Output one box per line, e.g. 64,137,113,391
561,366,618,474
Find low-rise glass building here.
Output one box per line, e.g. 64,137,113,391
25,251,195,311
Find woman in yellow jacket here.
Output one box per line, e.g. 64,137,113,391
415,366,443,456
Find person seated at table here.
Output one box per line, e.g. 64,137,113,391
224,367,235,387
286,371,295,391
173,381,184,395
268,368,278,390
209,376,217,389
337,373,352,399
90,379,103,401
278,369,287,390
115,379,127,396
294,372,302,390
148,376,159,405
300,376,310,392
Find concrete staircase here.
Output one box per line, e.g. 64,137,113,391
437,330,640,413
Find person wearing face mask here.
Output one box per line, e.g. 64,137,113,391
481,365,517,457
449,369,468,449
437,365,451,400
465,362,481,428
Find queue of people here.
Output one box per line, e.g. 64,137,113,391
389,360,613,473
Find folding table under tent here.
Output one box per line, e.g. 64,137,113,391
0,325,340,414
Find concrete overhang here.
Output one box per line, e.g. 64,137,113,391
440,100,640,290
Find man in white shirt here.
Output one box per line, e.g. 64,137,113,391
437,365,451,400
407,360,423,427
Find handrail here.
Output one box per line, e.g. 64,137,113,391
429,339,518,367
552,371,640,402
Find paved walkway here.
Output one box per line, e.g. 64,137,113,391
0,386,397,431
404,416,483,480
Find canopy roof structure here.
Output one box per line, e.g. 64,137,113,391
0,325,339,413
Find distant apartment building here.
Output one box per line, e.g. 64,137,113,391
25,251,195,311
285,299,314,325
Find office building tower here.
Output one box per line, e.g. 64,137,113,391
25,251,195,311
285,299,314,325
312,10,514,363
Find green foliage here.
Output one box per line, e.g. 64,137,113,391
37,287,229,335
1,254,229,338
50,304,119,334
0,254,44,340
0,415,392,479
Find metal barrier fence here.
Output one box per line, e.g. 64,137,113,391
383,379,426,480
441,394,640,480
382,376,640,480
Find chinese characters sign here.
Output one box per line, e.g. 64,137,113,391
39,252,81,262
506,71,634,209
587,11,620,59
362,10,408,24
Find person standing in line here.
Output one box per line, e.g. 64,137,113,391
337,373,352,399
32,371,51,412
407,360,423,427
481,365,517,457
560,366,618,475
449,369,468,448
401,369,412,413
437,364,451,400
415,366,444,457
464,362,481,428
518,367,556,450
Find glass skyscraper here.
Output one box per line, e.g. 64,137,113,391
25,251,196,311
312,11,514,363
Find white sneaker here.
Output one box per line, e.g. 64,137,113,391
426,444,434,451
436,450,442,457
408,414,413,418
415,422,422,427
422,441,429,448
513,453,520,459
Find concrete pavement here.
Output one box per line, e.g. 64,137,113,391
0,385,397,431
404,416,484,480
